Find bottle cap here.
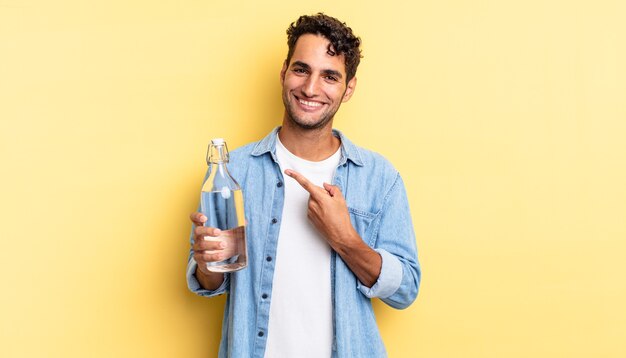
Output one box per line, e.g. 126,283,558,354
211,138,225,145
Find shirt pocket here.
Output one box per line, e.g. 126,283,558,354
348,207,377,247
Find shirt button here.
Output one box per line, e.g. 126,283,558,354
258,331,264,337
271,218,278,224
277,181,283,188
266,256,272,262
262,293,268,299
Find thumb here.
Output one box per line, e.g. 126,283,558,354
323,182,342,197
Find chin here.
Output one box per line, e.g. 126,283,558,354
288,115,331,130
282,96,334,130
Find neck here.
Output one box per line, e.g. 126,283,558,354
278,119,341,161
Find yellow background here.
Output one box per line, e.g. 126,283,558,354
1,0,625,357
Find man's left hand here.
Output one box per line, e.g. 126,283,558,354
284,169,356,247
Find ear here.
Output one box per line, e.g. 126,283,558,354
280,60,288,83
342,76,357,102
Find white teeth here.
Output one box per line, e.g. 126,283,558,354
299,99,322,107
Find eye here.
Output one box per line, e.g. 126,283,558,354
293,68,307,74
324,75,339,82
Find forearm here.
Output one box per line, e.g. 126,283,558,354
195,267,225,291
330,229,382,287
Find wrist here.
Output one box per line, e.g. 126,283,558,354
330,228,362,255
195,263,215,278
195,264,225,291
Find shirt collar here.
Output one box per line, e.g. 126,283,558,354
251,126,364,167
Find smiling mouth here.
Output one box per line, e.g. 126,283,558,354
295,95,324,109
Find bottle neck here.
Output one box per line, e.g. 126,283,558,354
203,142,240,192
208,145,232,180
210,161,228,173
208,144,229,164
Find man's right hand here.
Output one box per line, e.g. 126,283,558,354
190,212,227,290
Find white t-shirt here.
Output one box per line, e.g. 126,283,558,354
263,137,341,358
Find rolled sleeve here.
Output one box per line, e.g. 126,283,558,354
357,248,403,299
186,258,229,297
359,174,420,309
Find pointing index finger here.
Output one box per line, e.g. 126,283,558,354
285,169,321,196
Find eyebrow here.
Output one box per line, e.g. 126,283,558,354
291,61,344,80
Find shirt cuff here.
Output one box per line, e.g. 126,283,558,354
186,258,229,297
357,249,403,299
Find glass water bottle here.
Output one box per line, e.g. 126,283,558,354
200,138,247,272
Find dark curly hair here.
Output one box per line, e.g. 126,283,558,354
285,13,362,83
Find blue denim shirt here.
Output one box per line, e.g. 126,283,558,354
187,128,421,358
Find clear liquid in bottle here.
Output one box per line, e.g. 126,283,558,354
200,139,247,272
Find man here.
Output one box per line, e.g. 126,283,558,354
187,13,420,358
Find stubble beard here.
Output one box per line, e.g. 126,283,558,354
282,92,340,131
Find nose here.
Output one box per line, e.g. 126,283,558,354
301,75,320,98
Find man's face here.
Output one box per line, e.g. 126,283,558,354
280,34,356,130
